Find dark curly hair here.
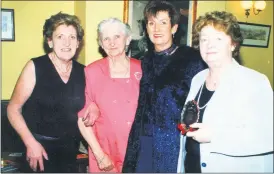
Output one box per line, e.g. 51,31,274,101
192,11,243,58
43,12,84,53
143,0,180,27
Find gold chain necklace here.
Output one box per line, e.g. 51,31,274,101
51,54,72,76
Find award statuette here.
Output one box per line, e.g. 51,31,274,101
178,100,199,135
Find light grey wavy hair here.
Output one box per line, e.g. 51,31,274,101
97,17,132,46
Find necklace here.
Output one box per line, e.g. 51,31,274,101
109,56,130,78
207,79,218,90
51,54,72,76
197,82,209,110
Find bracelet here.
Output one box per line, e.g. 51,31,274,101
98,154,105,164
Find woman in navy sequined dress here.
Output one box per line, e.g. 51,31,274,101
122,1,206,173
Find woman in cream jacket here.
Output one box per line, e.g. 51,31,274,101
178,11,273,173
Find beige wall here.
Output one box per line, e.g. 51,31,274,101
196,1,273,88
84,1,124,65
226,1,273,88
1,1,273,99
1,1,75,99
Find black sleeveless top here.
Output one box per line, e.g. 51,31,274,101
22,55,85,139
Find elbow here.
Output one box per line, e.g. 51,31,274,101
6,103,20,120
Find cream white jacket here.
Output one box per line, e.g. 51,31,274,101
177,59,273,172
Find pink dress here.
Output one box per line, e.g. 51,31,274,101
78,58,141,172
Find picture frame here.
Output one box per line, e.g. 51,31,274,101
238,22,271,48
1,8,15,41
123,0,197,59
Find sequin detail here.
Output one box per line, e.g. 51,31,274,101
122,46,206,172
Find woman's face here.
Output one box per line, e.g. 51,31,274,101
146,11,178,52
199,25,234,69
100,23,130,58
48,24,79,61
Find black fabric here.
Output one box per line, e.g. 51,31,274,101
22,55,85,138
20,55,85,172
122,45,207,172
185,82,214,173
20,137,80,173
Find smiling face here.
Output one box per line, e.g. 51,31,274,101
146,11,178,52
100,23,130,58
48,24,79,61
199,25,234,69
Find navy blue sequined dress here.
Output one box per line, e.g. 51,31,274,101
122,45,206,173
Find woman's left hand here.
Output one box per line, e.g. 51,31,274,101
97,153,115,172
186,123,212,143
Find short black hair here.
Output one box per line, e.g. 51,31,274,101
143,0,180,27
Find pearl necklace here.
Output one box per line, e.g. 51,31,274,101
197,82,209,110
197,78,217,110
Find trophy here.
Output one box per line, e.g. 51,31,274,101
178,100,199,135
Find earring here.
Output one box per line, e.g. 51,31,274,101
172,33,174,38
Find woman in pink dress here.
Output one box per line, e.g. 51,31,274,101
78,18,141,172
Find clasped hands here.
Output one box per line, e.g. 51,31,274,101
184,123,212,143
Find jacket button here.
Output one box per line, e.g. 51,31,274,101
201,162,207,167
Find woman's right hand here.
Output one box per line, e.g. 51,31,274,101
25,140,48,172
97,153,115,172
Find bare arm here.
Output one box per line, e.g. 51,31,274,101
7,60,36,145
7,60,48,171
79,102,100,127
78,118,114,171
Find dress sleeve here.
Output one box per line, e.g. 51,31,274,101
78,67,95,118
122,59,148,172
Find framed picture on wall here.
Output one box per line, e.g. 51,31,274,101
123,0,197,59
1,8,15,41
238,22,271,48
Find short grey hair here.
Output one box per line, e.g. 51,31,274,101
97,17,132,46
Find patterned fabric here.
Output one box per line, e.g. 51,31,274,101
122,45,206,172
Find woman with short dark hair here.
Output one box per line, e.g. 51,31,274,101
122,1,206,172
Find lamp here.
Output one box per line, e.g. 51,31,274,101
241,1,266,18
